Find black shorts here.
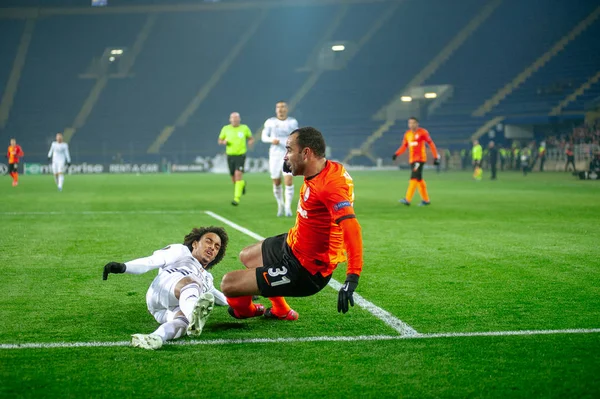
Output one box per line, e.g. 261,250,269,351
8,163,18,173
473,160,482,168
227,155,246,176
410,162,424,180
256,234,332,298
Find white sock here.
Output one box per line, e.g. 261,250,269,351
273,184,284,208
54,175,59,185
179,283,200,322
58,174,64,189
285,185,294,210
152,317,188,343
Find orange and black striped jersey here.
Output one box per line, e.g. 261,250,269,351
394,128,438,163
7,145,24,164
287,161,363,277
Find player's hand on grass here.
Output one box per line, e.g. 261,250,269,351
434,157,441,166
102,262,126,280
392,154,397,161
338,273,359,314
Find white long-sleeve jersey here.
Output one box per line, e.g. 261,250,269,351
48,142,71,164
261,117,298,154
124,244,227,306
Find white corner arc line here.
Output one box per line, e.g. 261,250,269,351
204,210,418,337
2,329,599,350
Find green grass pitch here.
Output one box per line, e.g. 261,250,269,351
0,170,599,398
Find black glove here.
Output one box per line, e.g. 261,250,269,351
283,160,292,174
392,154,397,161
48,157,51,162
66,162,71,168
433,157,441,166
338,273,359,314
103,262,126,280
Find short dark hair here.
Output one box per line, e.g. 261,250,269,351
291,127,326,158
183,226,228,269
408,116,419,122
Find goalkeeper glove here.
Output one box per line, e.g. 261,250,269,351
103,262,126,280
392,154,397,161
66,162,71,168
338,273,359,314
433,157,441,166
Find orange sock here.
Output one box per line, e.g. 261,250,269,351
268,297,291,316
13,172,18,183
405,179,418,202
417,180,429,202
226,296,255,317
9,172,15,181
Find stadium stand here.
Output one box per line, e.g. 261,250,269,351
0,0,598,165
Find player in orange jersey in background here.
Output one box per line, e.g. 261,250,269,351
392,117,440,206
6,138,24,187
221,127,363,321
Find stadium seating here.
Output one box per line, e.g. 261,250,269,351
1,0,597,164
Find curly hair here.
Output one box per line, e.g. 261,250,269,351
183,226,228,269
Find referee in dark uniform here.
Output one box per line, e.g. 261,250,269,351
488,141,498,180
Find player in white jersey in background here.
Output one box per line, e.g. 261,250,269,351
47,132,71,192
102,227,229,350
261,101,298,217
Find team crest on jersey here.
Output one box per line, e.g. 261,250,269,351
304,187,310,201
238,132,244,138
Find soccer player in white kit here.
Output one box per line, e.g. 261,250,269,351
261,101,298,217
47,132,71,191
102,227,229,350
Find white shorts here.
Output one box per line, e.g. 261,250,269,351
146,270,201,324
52,162,67,174
269,151,292,179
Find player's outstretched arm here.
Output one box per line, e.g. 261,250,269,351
426,132,440,164
47,142,54,160
337,217,363,313
261,122,278,144
393,136,408,161
102,253,167,280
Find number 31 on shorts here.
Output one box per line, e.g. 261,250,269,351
265,266,291,287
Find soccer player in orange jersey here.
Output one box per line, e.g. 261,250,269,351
6,138,24,187
392,117,440,206
221,127,363,320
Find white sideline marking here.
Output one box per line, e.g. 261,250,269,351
2,329,599,350
205,210,418,336
0,210,198,216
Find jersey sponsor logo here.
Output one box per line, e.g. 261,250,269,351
333,201,351,211
297,202,308,219
409,141,419,147
304,187,310,201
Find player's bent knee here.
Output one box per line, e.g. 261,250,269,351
220,273,237,297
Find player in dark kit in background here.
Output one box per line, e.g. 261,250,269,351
488,141,498,180
565,145,576,172
6,138,24,187
221,127,363,320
